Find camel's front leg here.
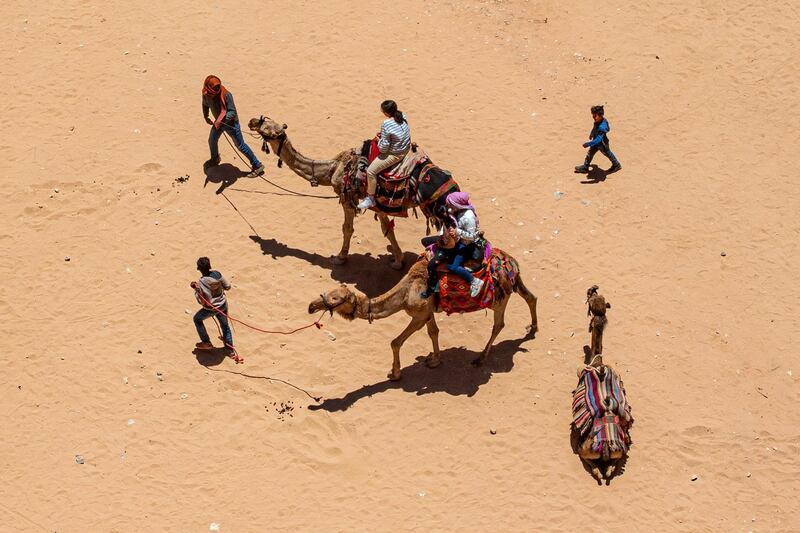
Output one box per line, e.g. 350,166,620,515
473,297,510,367
334,205,356,265
388,316,428,380
425,315,441,368
377,213,404,270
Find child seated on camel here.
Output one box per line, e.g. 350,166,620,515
420,192,484,299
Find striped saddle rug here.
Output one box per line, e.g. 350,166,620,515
572,364,634,455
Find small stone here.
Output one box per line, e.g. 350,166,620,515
185,309,191,315
489,428,496,435
656,330,661,336
554,190,564,200
137,350,142,354
209,523,220,532
127,418,136,426
123,377,129,384
64,256,70,262
746,472,751,478
54,188,59,193
149,250,155,256
326,331,336,341
156,372,163,381
133,128,141,134
691,474,698,481
720,251,726,257
180,393,188,400
581,199,591,206
280,343,287,348
75,454,84,464
553,292,560,299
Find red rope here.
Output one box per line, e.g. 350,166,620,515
194,289,325,335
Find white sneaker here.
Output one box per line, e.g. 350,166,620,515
357,196,375,210
470,278,484,297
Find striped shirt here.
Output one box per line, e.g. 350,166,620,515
377,117,411,154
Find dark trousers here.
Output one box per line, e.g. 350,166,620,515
194,303,233,347
209,122,261,169
584,141,620,167
426,242,475,291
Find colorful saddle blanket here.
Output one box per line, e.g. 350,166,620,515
434,246,519,315
571,365,634,455
343,139,459,217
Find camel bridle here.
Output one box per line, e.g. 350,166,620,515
319,292,372,323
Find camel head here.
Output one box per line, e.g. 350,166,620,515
248,116,288,139
308,284,359,320
587,285,599,299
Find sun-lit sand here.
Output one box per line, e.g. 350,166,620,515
3,1,799,530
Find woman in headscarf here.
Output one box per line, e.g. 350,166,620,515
202,75,264,176
420,192,484,299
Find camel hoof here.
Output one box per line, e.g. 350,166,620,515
387,370,402,381
332,255,347,265
425,356,441,368
390,260,404,270
526,324,538,338
591,467,603,482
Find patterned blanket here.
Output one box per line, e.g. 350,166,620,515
436,247,518,315
571,365,634,455
342,139,459,217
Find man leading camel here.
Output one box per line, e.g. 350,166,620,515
202,75,264,177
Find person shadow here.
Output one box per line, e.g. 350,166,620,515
308,332,534,412
204,163,249,194
250,235,418,295
580,165,608,184
193,347,229,366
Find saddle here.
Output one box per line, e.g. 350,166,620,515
342,139,459,217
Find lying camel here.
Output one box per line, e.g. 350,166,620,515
572,355,633,484
586,285,610,356
248,116,457,270
307,252,538,381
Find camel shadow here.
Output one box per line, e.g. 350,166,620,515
580,165,608,184
250,235,417,294
204,163,249,194
309,333,533,412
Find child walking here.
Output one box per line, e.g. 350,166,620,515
574,105,622,174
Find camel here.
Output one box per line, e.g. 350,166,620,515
307,252,538,381
248,116,455,270
572,355,633,484
586,285,610,356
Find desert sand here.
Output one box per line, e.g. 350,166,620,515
2,0,799,531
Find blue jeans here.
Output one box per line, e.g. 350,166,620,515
209,121,261,169
584,141,620,167
447,242,475,283
194,304,233,347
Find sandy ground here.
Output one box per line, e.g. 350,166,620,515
2,0,799,531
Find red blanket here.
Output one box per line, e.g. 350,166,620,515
437,248,517,314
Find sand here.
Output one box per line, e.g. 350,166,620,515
2,0,799,531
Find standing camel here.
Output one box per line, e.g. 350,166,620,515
248,116,456,270
307,253,538,381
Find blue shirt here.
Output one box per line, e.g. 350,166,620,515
586,118,610,148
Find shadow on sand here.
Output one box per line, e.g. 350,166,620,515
579,164,621,184
309,332,534,412
204,163,249,194
250,235,418,295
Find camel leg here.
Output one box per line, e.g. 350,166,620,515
473,297,510,367
334,205,356,265
514,276,538,337
388,316,429,381
425,315,441,368
578,440,603,482
378,213,404,270
591,324,603,355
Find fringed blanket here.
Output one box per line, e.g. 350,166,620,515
572,365,634,456
341,139,459,217
436,247,518,315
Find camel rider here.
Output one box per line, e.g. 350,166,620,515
202,75,264,177
357,100,411,210
421,192,485,299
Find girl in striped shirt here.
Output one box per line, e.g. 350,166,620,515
357,100,411,210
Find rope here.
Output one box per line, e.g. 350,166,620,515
194,289,326,335
219,129,338,200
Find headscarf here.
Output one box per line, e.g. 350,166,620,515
202,75,229,129
446,192,479,225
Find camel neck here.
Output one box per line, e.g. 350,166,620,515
354,287,405,322
268,136,336,186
